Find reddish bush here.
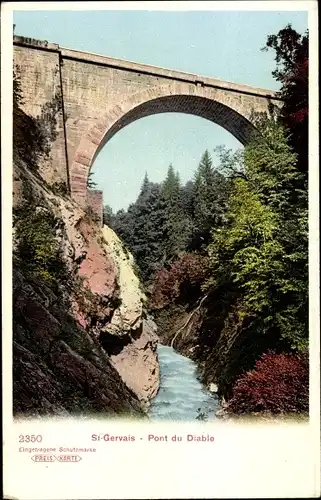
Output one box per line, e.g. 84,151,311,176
151,253,209,307
226,352,309,415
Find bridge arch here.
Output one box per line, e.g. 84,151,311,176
70,82,264,205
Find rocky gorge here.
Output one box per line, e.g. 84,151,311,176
13,100,160,418
12,83,223,422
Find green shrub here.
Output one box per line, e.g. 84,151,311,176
84,204,101,225
13,204,71,293
51,181,69,197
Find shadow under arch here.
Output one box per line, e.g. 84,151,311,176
70,84,264,204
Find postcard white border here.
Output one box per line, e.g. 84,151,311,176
1,2,320,499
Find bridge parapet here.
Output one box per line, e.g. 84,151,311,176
13,35,279,100
13,35,59,51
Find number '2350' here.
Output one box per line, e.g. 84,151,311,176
19,435,43,443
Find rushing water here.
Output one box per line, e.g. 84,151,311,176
149,344,220,421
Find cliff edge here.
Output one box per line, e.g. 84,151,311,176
12,87,159,417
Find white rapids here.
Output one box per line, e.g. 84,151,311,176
149,344,220,421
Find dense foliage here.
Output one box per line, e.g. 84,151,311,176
205,118,308,351
152,253,210,308
225,352,309,415
13,204,71,295
105,151,228,283
262,24,308,176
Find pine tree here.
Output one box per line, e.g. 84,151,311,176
162,164,189,259
162,164,180,202
112,208,134,246
198,149,213,185
181,180,195,219
112,174,167,282
140,171,150,197
191,150,228,249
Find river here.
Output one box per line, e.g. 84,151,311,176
149,344,220,421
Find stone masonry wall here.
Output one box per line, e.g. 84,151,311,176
60,58,273,169
86,189,103,226
13,41,69,189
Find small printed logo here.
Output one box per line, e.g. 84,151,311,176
56,455,82,462
31,454,82,463
31,455,56,462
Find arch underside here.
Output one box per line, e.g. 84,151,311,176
70,92,262,204
92,94,256,164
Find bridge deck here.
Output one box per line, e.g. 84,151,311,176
13,35,279,99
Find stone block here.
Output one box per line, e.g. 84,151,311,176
86,190,103,226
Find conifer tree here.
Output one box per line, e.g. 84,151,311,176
112,208,134,246
192,150,228,249
112,174,167,281
181,180,195,219
162,164,189,259
162,164,180,202
140,171,150,196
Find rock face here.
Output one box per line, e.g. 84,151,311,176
101,226,145,335
78,221,118,297
100,226,160,406
58,200,87,265
110,319,160,408
13,268,144,418
13,126,160,416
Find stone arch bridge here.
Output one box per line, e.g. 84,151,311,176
13,36,281,220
